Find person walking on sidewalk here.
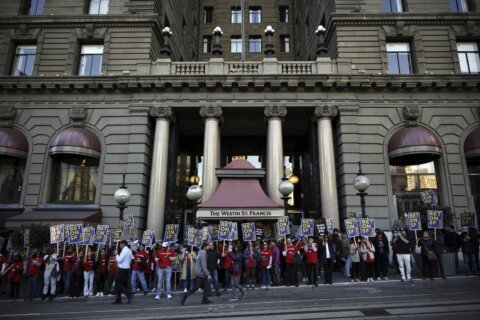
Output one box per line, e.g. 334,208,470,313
320,235,336,285
228,245,245,301
206,241,221,296
181,242,213,305
131,244,149,295
113,240,134,305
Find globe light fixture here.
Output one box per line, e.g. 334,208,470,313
279,176,294,217
114,174,131,220
352,161,370,218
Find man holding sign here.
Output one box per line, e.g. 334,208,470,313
154,242,175,300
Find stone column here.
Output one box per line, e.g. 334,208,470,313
265,105,287,205
314,106,340,229
200,106,222,202
147,106,173,237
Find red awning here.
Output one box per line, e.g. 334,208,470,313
388,127,442,165
49,127,101,158
464,127,480,160
0,127,28,158
5,210,102,228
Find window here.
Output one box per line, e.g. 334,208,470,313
249,7,261,23
12,45,36,76
231,7,242,24
383,0,404,12
280,35,290,53
249,36,262,53
51,156,98,203
231,36,242,53
386,42,412,74
450,0,470,12
22,0,45,15
457,42,480,73
204,7,213,23
280,6,289,23
203,36,212,53
79,45,103,76
0,156,25,204
88,0,109,15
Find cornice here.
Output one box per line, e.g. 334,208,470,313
331,13,480,26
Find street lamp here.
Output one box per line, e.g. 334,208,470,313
352,161,371,218
264,25,275,57
315,25,328,58
113,174,131,221
187,185,203,227
160,26,173,58
278,175,294,217
212,26,224,56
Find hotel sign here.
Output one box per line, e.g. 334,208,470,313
196,209,284,219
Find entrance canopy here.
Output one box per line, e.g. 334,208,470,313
196,160,283,220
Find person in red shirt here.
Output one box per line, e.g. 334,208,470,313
154,242,175,299
304,237,318,286
131,244,149,295
105,249,118,295
243,241,259,290
282,238,299,286
94,250,107,296
82,250,95,296
0,252,7,297
60,246,75,296
259,242,272,289
221,242,233,290
27,251,43,300
7,254,23,300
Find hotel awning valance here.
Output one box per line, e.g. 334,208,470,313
49,127,101,158
5,210,102,228
0,128,28,158
388,127,442,166
464,127,480,160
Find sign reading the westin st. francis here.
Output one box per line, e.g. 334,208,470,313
196,209,284,219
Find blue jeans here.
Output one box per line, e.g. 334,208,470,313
183,265,194,290
156,267,171,296
63,270,72,295
464,253,476,275
262,267,271,287
28,274,39,298
209,269,219,292
131,270,149,293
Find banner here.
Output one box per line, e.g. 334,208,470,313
123,213,135,230
202,226,213,243
128,224,137,242
229,223,238,241
50,225,65,244
427,210,443,229
345,218,359,238
6,237,13,252
316,224,326,236
64,225,71,244
241,222,256,242
186,227,196,246
112,229,122,243
141,230,155,247
67,225,83,244
196,229,203,247
460,212,475,228
211,224,219,241
263,224,274,240
94,225,109,245
360,218,375,238
82,227,95,246
301,219,314,237
293,225,303,239
325,217,334,234
405,212,421,231
278,216,290,236
420,190,438,207
164,224,179,243
24,229,31,248
218,221,231,241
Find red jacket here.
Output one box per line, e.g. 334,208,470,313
28,257,43,276
132,251,148,271
284,244,297,264
222,247,232,270
98,257,107,274
62,252,75,271
82,257,94,272
260,249,272,268
155,248,175,269
108,256,118,274
8,262,23,282
304,243,318,264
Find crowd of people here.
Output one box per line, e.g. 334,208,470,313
0,226,479,304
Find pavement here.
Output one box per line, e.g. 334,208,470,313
0,273,480,320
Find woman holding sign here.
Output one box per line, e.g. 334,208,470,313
360,238,375,282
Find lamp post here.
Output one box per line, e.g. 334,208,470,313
187,185,203,228
315,25,328,58
264,25,275,57
278,175,294,217
160,26,173,58
113,174,131,221
212,26,223,56
352,161,371,218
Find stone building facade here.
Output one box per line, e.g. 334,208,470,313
0,0,479,238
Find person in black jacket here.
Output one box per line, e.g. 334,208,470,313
319,236,336,284
391,229,413,281
372,229,390,280
434,229,446,279
418,231,436,280
206,242,220,296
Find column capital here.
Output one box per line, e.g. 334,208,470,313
264,105,287,118
314,105,338,119
149,106,173,120
200,105,222,119
0,106,16,127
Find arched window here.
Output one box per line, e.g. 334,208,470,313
388,127,442,215
464,127,480,218
49,127,101,203
0,128,28,203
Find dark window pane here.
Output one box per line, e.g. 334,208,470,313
387,53,400,74
398,52,412,74
0,156,25,203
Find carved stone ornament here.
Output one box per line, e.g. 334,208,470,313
149,106,173,119
199,105,222,119
0,106,17,127
403,105,420,127
69,106,87,126
314,106,338,119
264,105,287,118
